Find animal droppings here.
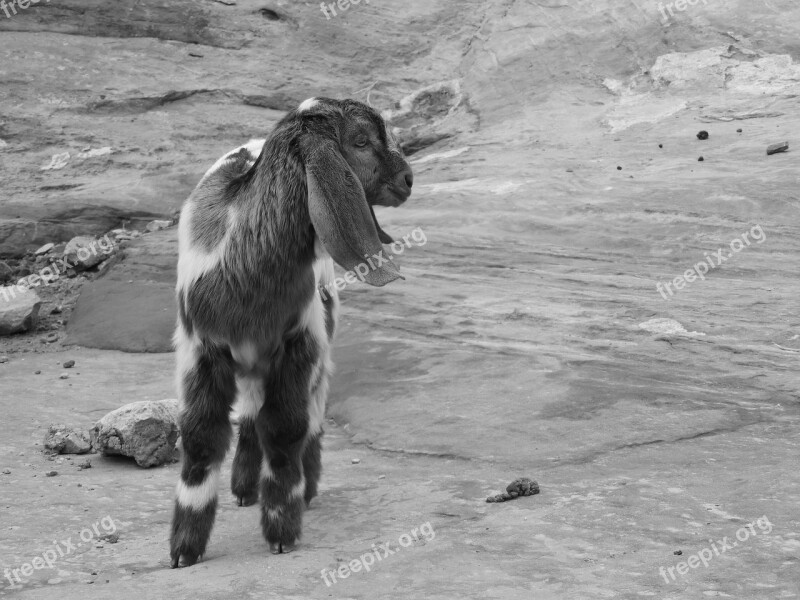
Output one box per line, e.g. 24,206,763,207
486,477,540,502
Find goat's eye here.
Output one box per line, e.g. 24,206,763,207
354,136,368,148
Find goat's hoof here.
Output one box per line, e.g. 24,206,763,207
269,541,296,554
170,550,202,568
236,493,258,507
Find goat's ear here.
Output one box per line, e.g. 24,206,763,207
305,142,403,287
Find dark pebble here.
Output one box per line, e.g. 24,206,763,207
674,550,683,555
698,156,704,161
617,166,622,170
45,471,58,477
697,131,709,140
63,360,75,369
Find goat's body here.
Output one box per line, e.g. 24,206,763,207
170,137,339,564
169,97,413,568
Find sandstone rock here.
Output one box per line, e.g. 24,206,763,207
92,399,180,467
63,236,111,271
43,425,92,455
0,286,41,335
34,243,54,256
383,80,478,155
145,219,172,232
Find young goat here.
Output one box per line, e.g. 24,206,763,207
169,98,414,567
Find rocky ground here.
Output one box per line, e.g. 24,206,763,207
1,0,800,599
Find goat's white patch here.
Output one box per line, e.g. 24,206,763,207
176,465,221,511
267,508,283,520
261,459,274,482
173,325,199,409
230,341,259,371
199,139,264,186
232,375,264,422
308,354,332,436
298,97,319,113
290,477,306,499
176,203,232,292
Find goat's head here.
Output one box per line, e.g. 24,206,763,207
293,97,414,287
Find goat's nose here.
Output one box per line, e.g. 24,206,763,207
396,169,413,193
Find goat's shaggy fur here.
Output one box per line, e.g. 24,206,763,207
169,98,413,567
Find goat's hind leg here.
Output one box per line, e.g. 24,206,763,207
231,376,263,506
257,331,319,554
169,332,237,568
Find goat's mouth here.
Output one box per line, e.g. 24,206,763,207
368,204,395,244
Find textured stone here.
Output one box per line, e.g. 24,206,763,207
0,286,41,335
43,425,92,455
92,400,180,467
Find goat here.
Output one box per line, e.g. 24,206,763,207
169,97,414,567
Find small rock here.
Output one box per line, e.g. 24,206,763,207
767,141,789,155
616,166,622,170
0,287,42,336
696,130,709,140
351,458,361,464
0,356,8,363
674,550,683,555
100,533,119,544
35,370,41,374
59,374,69,380
2,469,10,475
77,459,92,470
51,306,62,315
45,471,58,477
63,360,75,369
658,144,663,148
0,261,12,284
145,219,172,233
698,156,704,161
77,147,113,160
35,243,55,256
378,475,386,479
44,332,59,343
44,425,92,455
40,152,70,171
92,399,180,467
737,128,743,133
63,236,105,270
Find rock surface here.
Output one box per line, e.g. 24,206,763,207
0,286,41,335
92,399,180,467
43,424,92,455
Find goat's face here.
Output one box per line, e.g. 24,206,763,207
295,97,414,287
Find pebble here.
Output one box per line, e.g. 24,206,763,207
59,374,69,380
378,475,386,479
34,243,55,256
674,550,683,555
45,471,58,477
63,360,75,369
0,356,8,363
737,128,743,133
351,458,361,464
616,166,622,170
698,156,704,161
35,370,41,374
2,469,10,475
767,141,789,156
696,130,709,140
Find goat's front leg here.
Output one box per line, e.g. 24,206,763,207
256,331,319,554
170,333,236,568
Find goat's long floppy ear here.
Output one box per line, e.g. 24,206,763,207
305,142,403,287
